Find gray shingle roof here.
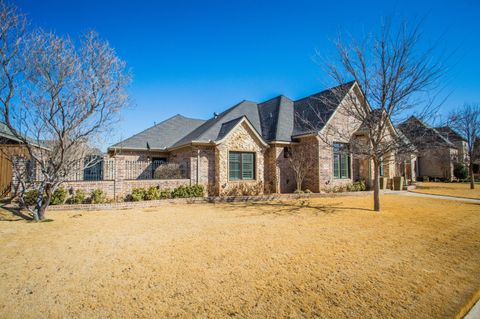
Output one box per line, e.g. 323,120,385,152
109,114,206,150
435,126,466,143
217,117,244,140
293,81,355,136
398,116,457,149
0,122,23,143
172,100,262,147
109,82,357,150
257,95,295,142
0,122,45,148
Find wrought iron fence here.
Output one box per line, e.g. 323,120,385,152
19,157,187,182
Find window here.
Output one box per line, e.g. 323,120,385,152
283,147,291,158
84,156,103,181
379,157,384,177
333,143,350,179
229,152,255,180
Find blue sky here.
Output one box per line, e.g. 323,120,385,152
16,0,480,145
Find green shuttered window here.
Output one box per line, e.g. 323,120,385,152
229,152,255,180
333,143,351,179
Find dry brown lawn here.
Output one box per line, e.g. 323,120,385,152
413,182,480,199
0,194,479,318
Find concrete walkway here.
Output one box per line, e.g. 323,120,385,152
392,191,480,204
465,299,480,319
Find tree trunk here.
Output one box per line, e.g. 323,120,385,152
33,183,52,221
470,162,475,190
373,160,381,212
32,184,45,221
38,184,53,220
296,177,302,192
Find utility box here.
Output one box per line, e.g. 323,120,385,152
393,176,404,191
379,177,389,190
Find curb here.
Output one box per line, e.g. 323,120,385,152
455,288,480,319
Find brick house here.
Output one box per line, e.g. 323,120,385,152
398,117,462,180
107,81,409,196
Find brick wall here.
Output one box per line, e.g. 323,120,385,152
61,179,191,200
170,146,216,196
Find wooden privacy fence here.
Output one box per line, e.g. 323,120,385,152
0,145,28,197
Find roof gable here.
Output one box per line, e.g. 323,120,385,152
215,116,268,147
172,100,262,148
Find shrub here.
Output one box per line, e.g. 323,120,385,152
347,180,366,192
130,188,147,201
68,189,86,204
224,182,263,196
333,185,346,193
50,187,67,205
190,184,204,197
294,189,304,194
421,176,430,182
172,184,204,198
23,189,39,207
454,163,469,180
153,163,185,179
304,189,313,193
90,188,106,204
145,186,160,200
160,188,172,199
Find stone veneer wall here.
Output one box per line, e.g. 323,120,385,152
216,122,267,196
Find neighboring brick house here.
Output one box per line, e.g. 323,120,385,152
398,117,460,180
435,126,469,165
108,81,407,195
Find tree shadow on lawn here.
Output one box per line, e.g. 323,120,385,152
220,199,373,217
0,204,33,222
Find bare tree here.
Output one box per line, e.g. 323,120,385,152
448,103,480,189
285,143,316,192
300,19,445,211
0,1,131,220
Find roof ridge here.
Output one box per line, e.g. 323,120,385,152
293,81,355,103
